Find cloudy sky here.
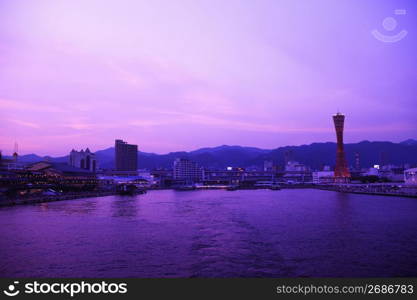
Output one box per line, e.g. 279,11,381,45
0,0,416,156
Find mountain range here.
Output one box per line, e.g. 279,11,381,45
5,139,417,170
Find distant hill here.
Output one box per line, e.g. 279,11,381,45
4,139,417,170
400,139,417,146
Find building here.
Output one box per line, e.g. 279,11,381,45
115,139,138,171
173,158,203,182
150,169,174,188
263,160,274,172
404,168,417,185
283,161,312,183
333,112,350,182
24,161,98,192
69,148,97,172
97,170,152,186
0,149,25,171
204,168,278,187
312,171,335,184
364,166,379,177
27,161,96,178
285,161,308,172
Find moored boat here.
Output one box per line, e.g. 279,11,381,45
117,184,147,195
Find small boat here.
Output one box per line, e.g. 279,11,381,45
117,184,147,195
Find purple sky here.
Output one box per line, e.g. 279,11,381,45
1,0,416,156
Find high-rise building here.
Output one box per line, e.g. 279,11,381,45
69,148,97,172
173,158,203,182
115,139,138,171
333,112,350,182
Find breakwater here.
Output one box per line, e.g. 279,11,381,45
317,184,417,198
0,191,116,207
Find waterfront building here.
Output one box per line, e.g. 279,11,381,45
150,169,174,188
333,112,350,182
379,165,405,182
137,170,156,186
204,169,279,187
28,161,96,178
173,158,203,182
404,168,417,185
365,167,379,177
285,161,308,172
115,139,138,171
69,148,97,172
312,171,335,184
98,169,153,186
101,170,138,177
283,161,312,183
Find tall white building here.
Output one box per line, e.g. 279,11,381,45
285,161,309,172
283,161,311,183
69,148,97,172
173,158,203,182
312,171,334,184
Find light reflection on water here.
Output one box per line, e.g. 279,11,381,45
0,189,416,277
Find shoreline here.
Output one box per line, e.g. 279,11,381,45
1,185,416,208
317,185,417,198
0,191,117,207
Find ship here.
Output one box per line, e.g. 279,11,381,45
116,184,147,195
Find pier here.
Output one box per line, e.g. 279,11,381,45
317,183,417,198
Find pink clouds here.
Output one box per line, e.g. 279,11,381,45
0,0,416,156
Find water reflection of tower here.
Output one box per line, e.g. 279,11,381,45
333,113,350,182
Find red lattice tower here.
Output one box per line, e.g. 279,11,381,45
333,113,350,181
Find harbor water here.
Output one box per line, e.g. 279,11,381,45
1,189,416,277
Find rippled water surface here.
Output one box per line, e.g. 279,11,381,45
1,189,417,277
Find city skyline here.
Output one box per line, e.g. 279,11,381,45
1,0,417,156
1,137,417,158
